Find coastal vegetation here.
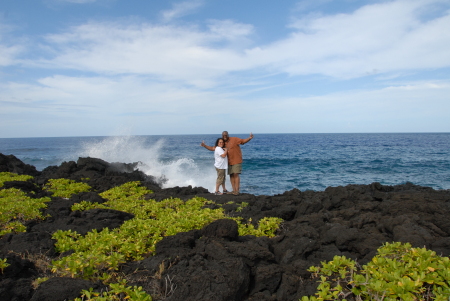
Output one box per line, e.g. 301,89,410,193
3,169,450,301
0,257,9,273
302,242,450,301
52,181,281,280
0,172,34,185
1,173,282,300
0,172,51,236
43,178,91,198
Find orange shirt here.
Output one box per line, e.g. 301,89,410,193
225,137,245,165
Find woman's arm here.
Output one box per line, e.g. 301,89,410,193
200,140,215,151
220,148,228,158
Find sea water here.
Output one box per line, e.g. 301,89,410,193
0,133,449,195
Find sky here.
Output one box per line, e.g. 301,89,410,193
0,0,449,138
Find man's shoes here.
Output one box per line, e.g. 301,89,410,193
233,191,239,196
214,191,223,195
223,190,229,194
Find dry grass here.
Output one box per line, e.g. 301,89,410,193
123,260,177,300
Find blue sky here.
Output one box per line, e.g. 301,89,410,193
1,0,449,138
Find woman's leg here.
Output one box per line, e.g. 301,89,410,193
216,168,225,193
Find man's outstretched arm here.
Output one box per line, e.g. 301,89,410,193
242,132,254,144
200,141,215,151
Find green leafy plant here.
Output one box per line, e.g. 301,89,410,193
0,258,10,273
0,187,51,236
236,201,249,212
302,242,450,301
0,172,33,187
32,277,49,289
75,279,152,301
51,183,227,280
43,178,91,198
236,217,283,237
49,181,283,300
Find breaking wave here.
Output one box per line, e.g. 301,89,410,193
79,135,218,192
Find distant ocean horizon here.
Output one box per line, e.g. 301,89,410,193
1,133,449,195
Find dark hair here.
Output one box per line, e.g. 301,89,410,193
215,138,224,147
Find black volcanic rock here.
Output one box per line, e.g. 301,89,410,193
36,156,162,192
1,153,450,300
30,277,107,301
0,154,40,176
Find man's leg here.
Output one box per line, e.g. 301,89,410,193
230,173,237,193
228,164,242,193
235,173,240,193
230,173,240,194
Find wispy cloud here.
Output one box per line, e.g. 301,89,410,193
0,44,22,66
0,22,24,66
24,0,449,88
35,21,251,87
1,0,450,137
161,0,204,23
248,0,450,79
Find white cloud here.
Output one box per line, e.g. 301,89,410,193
2,0,450,137
0,75,223,117
0,22,23,66
247,0,450,79
26,0,449,90
34,21,252,88
0,44,21,66
1,72,449,137
161,0,204,23
207,19,254,40
242,79,450,133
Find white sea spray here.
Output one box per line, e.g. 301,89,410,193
79,135,220,192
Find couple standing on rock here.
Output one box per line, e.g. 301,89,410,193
200,131,254,196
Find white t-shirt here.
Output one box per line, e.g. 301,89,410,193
214,146,228,169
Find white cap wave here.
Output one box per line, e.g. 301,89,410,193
79,135,218,191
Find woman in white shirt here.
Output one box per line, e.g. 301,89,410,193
214,138,229,195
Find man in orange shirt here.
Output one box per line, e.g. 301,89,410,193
201,131,254,195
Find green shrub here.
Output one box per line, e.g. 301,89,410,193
52,182,283,278
50,181,283,300
75,279,152,301
0,187,51,236
0,172,51,236
51,182,227,280
236,201,249,212
302,242,450,301
235,217,283,237
0,258,9,273
0,172,33,187
44,178,91,198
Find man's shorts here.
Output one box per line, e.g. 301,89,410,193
228,163,242,175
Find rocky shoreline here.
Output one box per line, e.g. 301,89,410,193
1,153,450,301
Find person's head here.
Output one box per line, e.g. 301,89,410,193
215,138,225,147
222,131,229,142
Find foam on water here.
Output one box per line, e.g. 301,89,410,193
79,135,218,192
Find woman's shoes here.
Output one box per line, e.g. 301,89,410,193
214,190,238,195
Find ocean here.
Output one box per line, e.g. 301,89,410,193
1,133,449,195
